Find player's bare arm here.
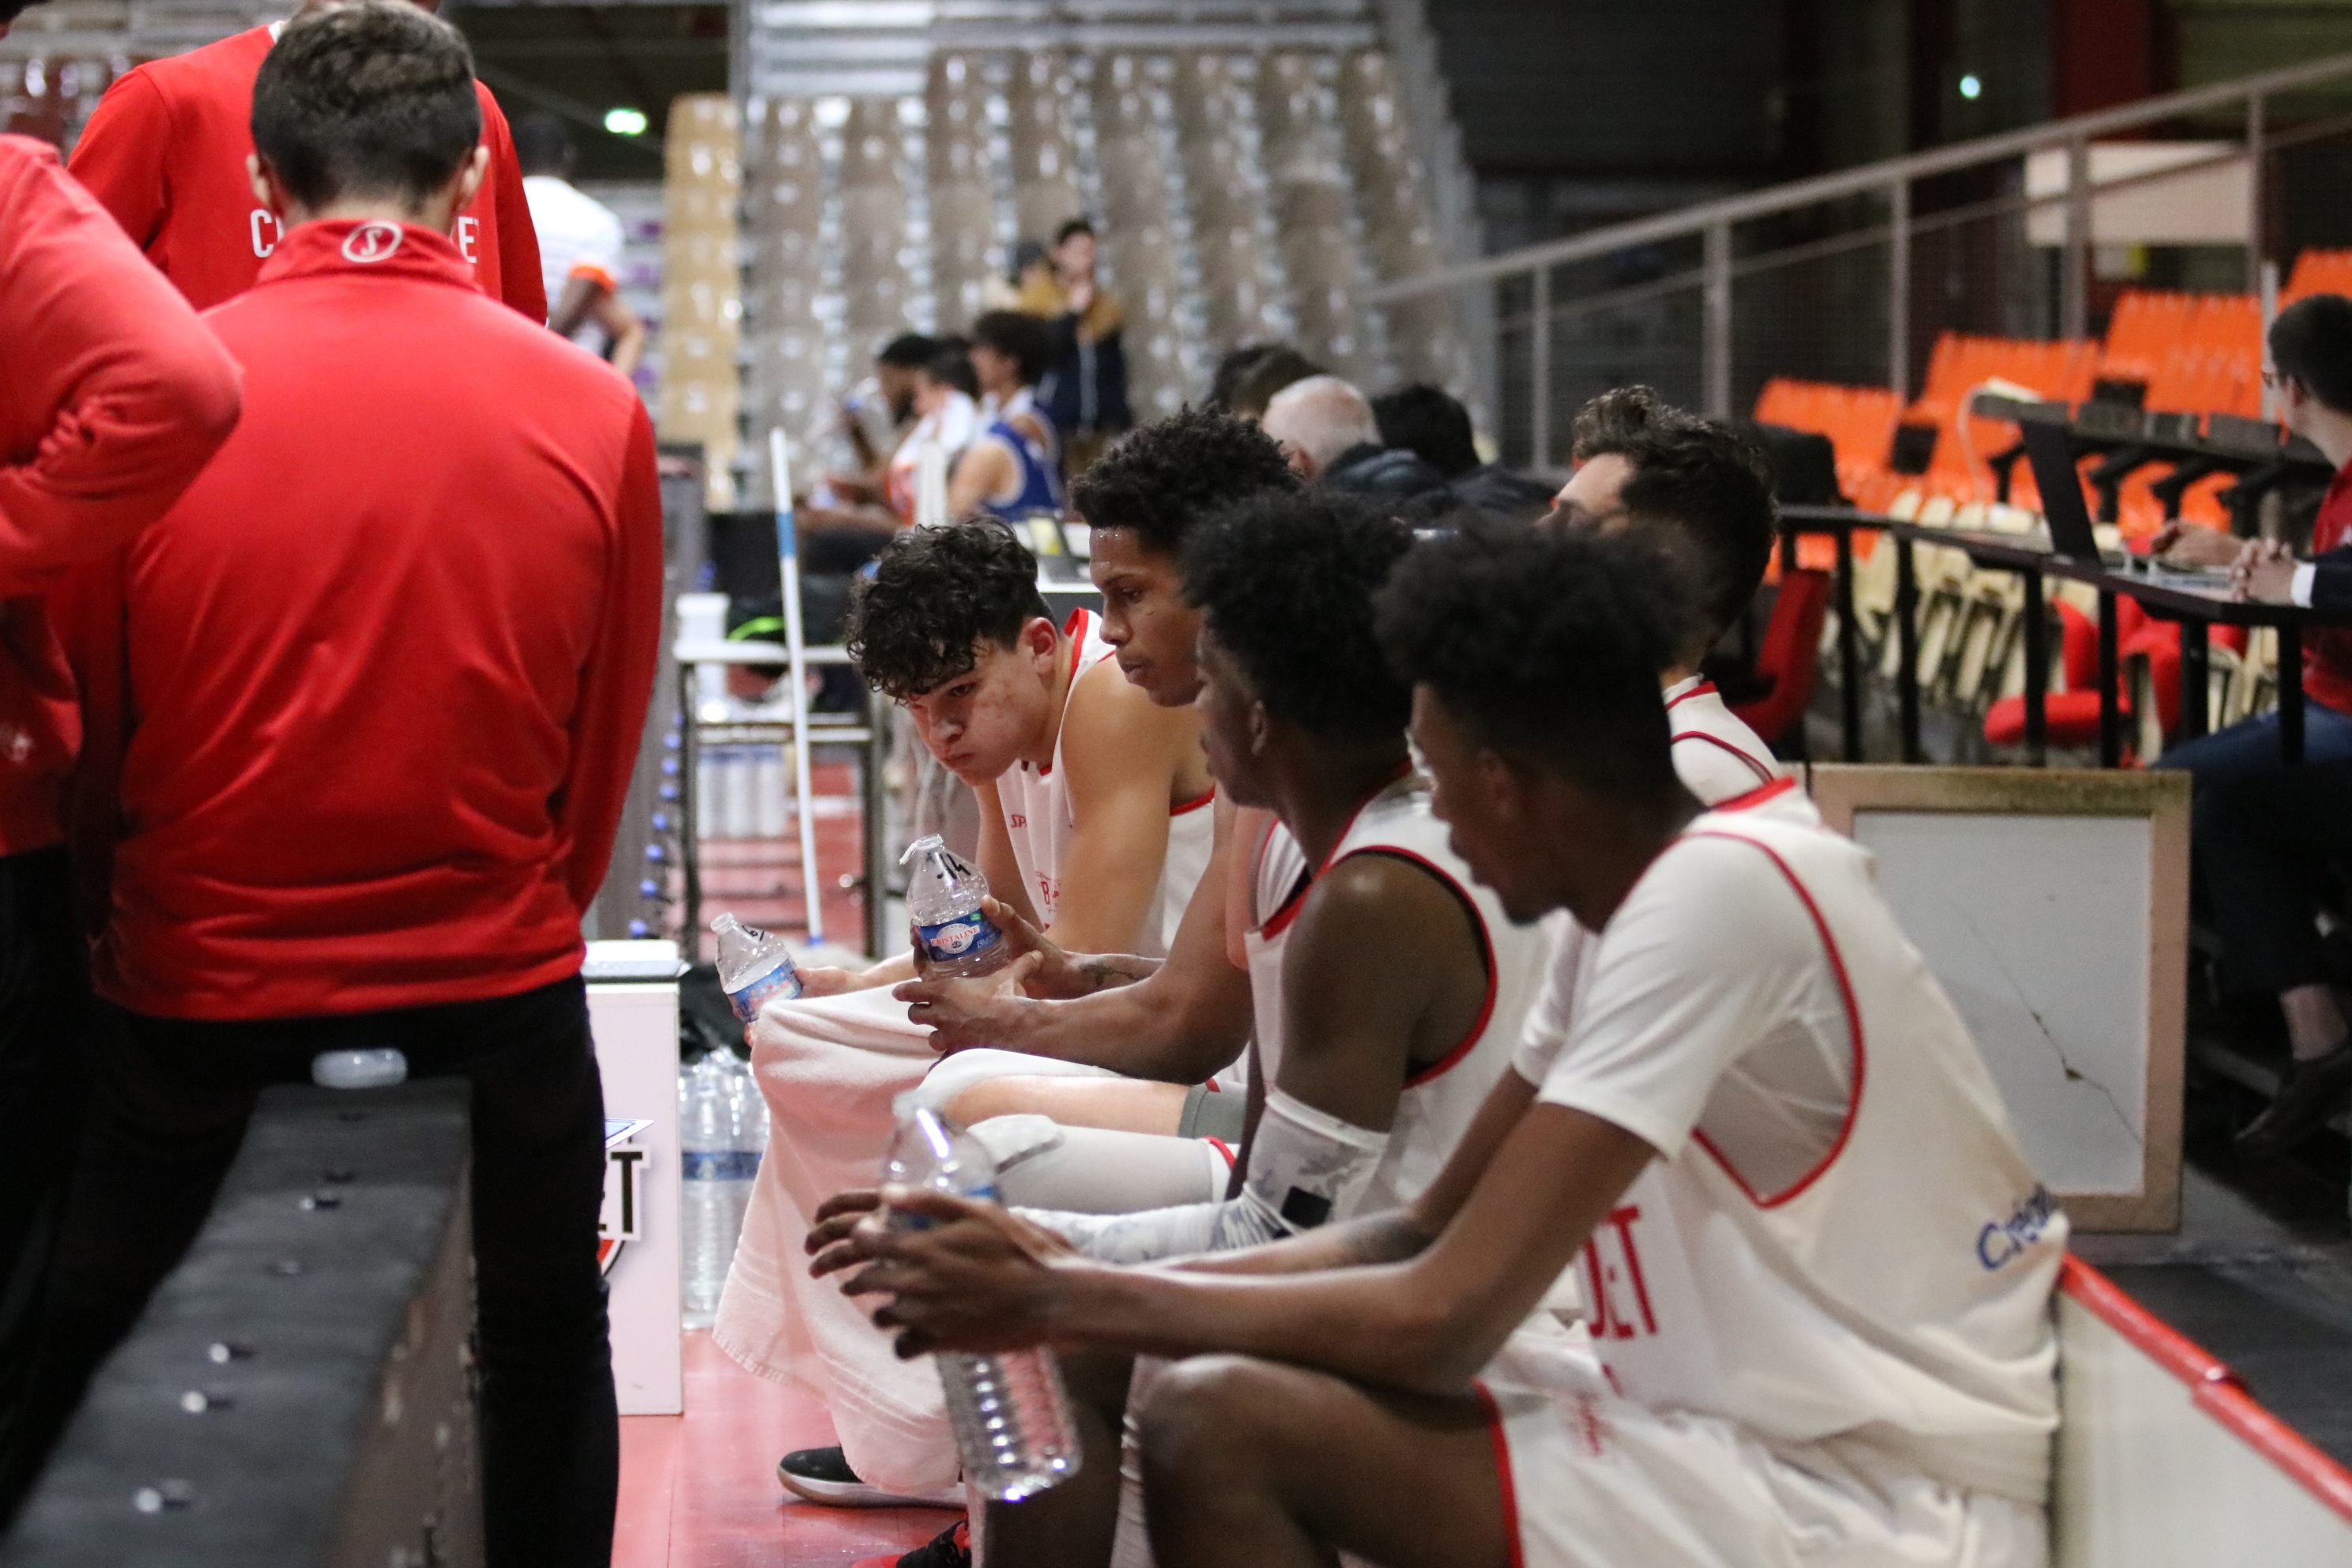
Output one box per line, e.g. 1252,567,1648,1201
1273,851,1488,1130
837,1095,1655,1393
894,801,1252,1082
1043,651,1208,952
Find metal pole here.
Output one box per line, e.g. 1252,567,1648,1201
1530,266,1552,474
1888,178,1911,398
2062,136,2091,341
864,687,891,958
771,428,824,948
1703,223,1732,418
2246,93,2266,295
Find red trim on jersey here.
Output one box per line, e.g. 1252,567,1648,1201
1714,775,1799,812
1029,610,1094,779
1204,1136,1237,1170
1664,680,1718,710
1672,729,1777,785
2060,1255,2352,1527
1171,790,1216,816
1472,1383,1528,1568
1681,828,1866,1210
1254,764,1414,939
1334,846,1499,1089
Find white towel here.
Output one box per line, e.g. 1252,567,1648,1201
715,986,964,1493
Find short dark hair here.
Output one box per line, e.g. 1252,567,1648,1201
970,310,1053,386
1375,521,1680,798
1373,384,1479,479
0,0,37,24
2270,294,2352,416
1054,217,1096,246
1570,386,1775,656
1209,343,1283,409
846,523,1050,699
1230,348,1325,419
924,344,978,400
1071,408,1300,556
878,333,939,371
512,112,574,178
1183,491,1414,743
251,2,482,212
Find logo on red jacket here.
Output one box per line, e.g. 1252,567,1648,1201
342,222,405,264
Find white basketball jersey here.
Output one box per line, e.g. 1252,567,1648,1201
1519,789,2063,1505
994,609,1214,957
1663,676,1777,801
1243,772,1544,1214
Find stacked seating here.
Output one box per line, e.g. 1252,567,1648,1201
1170,53,1295,355
740,99,831,489
1086,54,1212,420
729,6,1473,472
926,56,1000,332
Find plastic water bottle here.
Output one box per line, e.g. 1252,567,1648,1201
311,1048,407,1089
884,1105,1080,1501
680,1050,760,1326
712,913,801,1023
900,835,1010,979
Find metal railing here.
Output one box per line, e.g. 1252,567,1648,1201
1366,51,2352,468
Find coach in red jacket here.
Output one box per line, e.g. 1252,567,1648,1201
3,9,658,1559
0,129,239,1443
66,0,544,318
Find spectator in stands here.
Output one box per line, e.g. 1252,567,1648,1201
2155,294,2352,1158
985,238,1054,311
1209,341,1284,409
516,113,645,378
0,126,240,1471
816,332,935,512
1263,374,1449,503
1375,381,1558,518
1228,344,1324,420
1021,217,1133,473
66,0,543,318
3,11,660,1555
951,311,1065,522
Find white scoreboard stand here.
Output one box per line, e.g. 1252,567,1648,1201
585,940,684,1415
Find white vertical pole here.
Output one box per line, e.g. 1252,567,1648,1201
770,428,824,947
1703,223,1732,419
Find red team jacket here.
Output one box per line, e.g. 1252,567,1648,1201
2303,462,2352,717
67,24,545,319
0,136,240,858
58,220,659,1020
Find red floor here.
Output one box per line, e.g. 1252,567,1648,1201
688,760,874,963
617,1332,959,1568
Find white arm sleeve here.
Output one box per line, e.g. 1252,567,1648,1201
1015,1087,1392,1265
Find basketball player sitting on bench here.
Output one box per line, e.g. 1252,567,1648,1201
822,522,2066,1568
814,488,1549,1568
725,419,1299,1510
907,386,1784,1133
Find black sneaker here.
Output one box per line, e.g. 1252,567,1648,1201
778,1445,963,1509
895,1520,972,1567
2236,1042,2352,1160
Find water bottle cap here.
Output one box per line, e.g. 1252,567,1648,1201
898,834,945,867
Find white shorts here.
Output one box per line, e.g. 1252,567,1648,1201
1479,1332,2048,1568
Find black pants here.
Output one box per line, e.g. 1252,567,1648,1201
1,975,618,1568
2189,757,2352,995
0,848,90,1424
2158,707,2352,995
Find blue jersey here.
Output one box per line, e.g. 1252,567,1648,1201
970,416,1065,521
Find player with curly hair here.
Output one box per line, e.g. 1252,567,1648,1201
722,499,1249,1512
816,522,2062,1568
